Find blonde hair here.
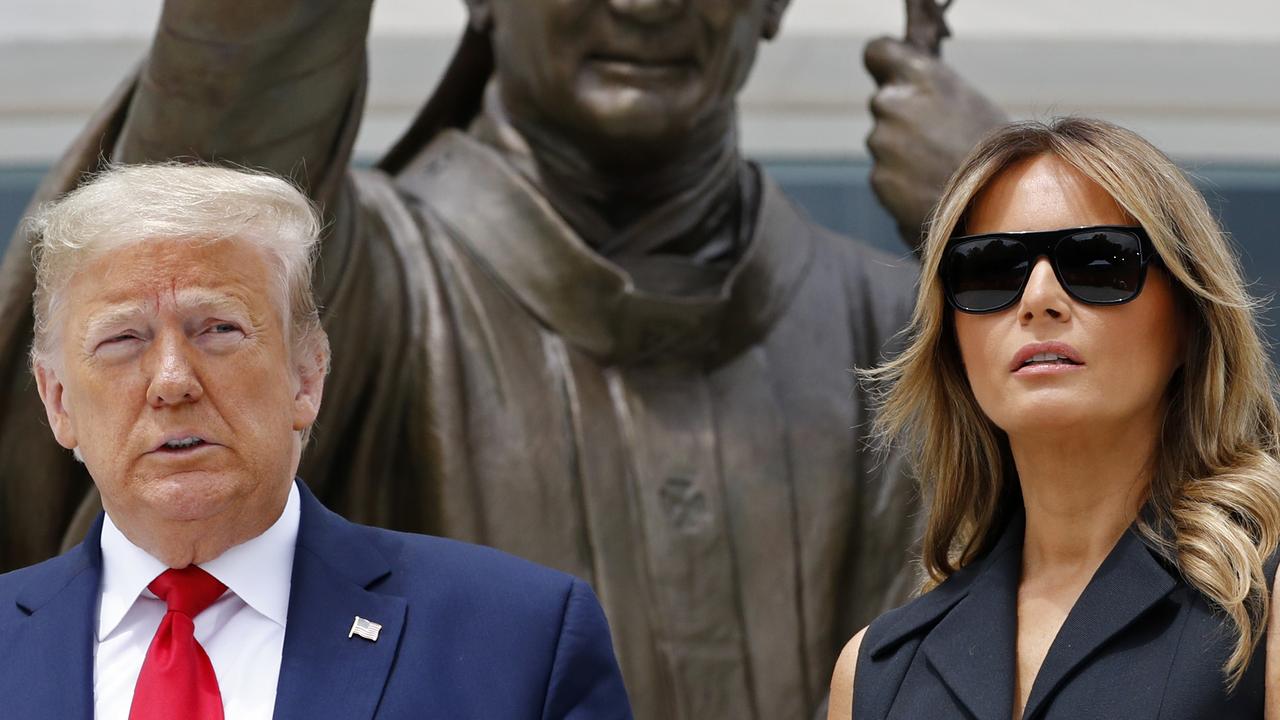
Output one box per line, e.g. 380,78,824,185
26,162,328,370
868,117,1280,688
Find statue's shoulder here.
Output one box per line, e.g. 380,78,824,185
363,130,518,245
817,222,919,294
344,165,452,257
757,171,918,317
820,224,918,356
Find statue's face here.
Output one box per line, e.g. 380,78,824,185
483,0,787,150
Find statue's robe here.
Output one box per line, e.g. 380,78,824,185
322,132,920,720
0,5,920,718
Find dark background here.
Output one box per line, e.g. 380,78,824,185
3,160,1278,347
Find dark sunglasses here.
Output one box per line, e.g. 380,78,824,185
941,225,1158,314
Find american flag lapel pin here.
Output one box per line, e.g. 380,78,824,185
349,616,382,642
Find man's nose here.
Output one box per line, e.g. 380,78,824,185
1018,258,1071,323
608,0,684,23
145,334,204,407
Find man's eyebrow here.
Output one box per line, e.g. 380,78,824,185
82,303,150,338
171,289,252,317
81,291,253,339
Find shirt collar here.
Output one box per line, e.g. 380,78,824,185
97,481,301,641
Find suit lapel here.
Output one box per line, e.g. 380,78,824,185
272,483,407,720
0,516,103,720
918,516,1023,720
1020,527,1177,720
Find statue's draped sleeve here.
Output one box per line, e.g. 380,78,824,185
116,0,374,205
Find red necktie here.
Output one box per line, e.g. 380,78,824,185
129,566,227,720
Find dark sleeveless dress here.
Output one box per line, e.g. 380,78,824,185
853,512,1277,719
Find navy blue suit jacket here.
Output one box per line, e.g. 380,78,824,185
0,481,633,719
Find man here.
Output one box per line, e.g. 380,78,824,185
0,164,632,719
0,2,920,718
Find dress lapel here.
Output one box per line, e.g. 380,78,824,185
867,512,1182,720
0,515,103,720
1020,527,1177,720
272,482,407,720
917,516,1023,720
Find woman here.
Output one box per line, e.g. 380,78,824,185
829,118,1280,719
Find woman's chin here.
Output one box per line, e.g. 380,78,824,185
992,402,1103,438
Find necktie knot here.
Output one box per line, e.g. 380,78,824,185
148,566,226,618
132,566,226,720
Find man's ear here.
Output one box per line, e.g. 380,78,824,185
33,361,78,451
291,337,329,432
463,0,495,33
761,0,792,41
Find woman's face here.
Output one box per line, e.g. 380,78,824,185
953,154,1185,440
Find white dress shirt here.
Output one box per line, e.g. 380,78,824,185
94,482,300,720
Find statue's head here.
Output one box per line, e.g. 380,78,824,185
465,0,791,162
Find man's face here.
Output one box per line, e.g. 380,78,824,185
485,0,785,147
34,238,323,553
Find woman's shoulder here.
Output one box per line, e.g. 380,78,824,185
828,565,987,718
827,628,867,720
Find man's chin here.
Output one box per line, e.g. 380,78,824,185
138,472,241,522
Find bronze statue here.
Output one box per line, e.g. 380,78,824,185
0,1,927,717
905,0,954,53
866,0,1007,250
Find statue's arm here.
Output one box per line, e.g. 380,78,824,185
858,253,924,618
116,0,375,202
817,248,923,720
863,37,1007,251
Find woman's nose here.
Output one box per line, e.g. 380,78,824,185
1018,258,1071,323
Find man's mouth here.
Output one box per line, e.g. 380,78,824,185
153,435,212,453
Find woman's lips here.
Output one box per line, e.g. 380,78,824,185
1010,341,1086,373
1013,361,1086,377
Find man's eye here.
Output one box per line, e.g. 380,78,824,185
208,323,241,334
94,334,141,354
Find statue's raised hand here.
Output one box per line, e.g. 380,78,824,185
864,37,1006,251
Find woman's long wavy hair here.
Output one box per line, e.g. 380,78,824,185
867,117,1280,688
